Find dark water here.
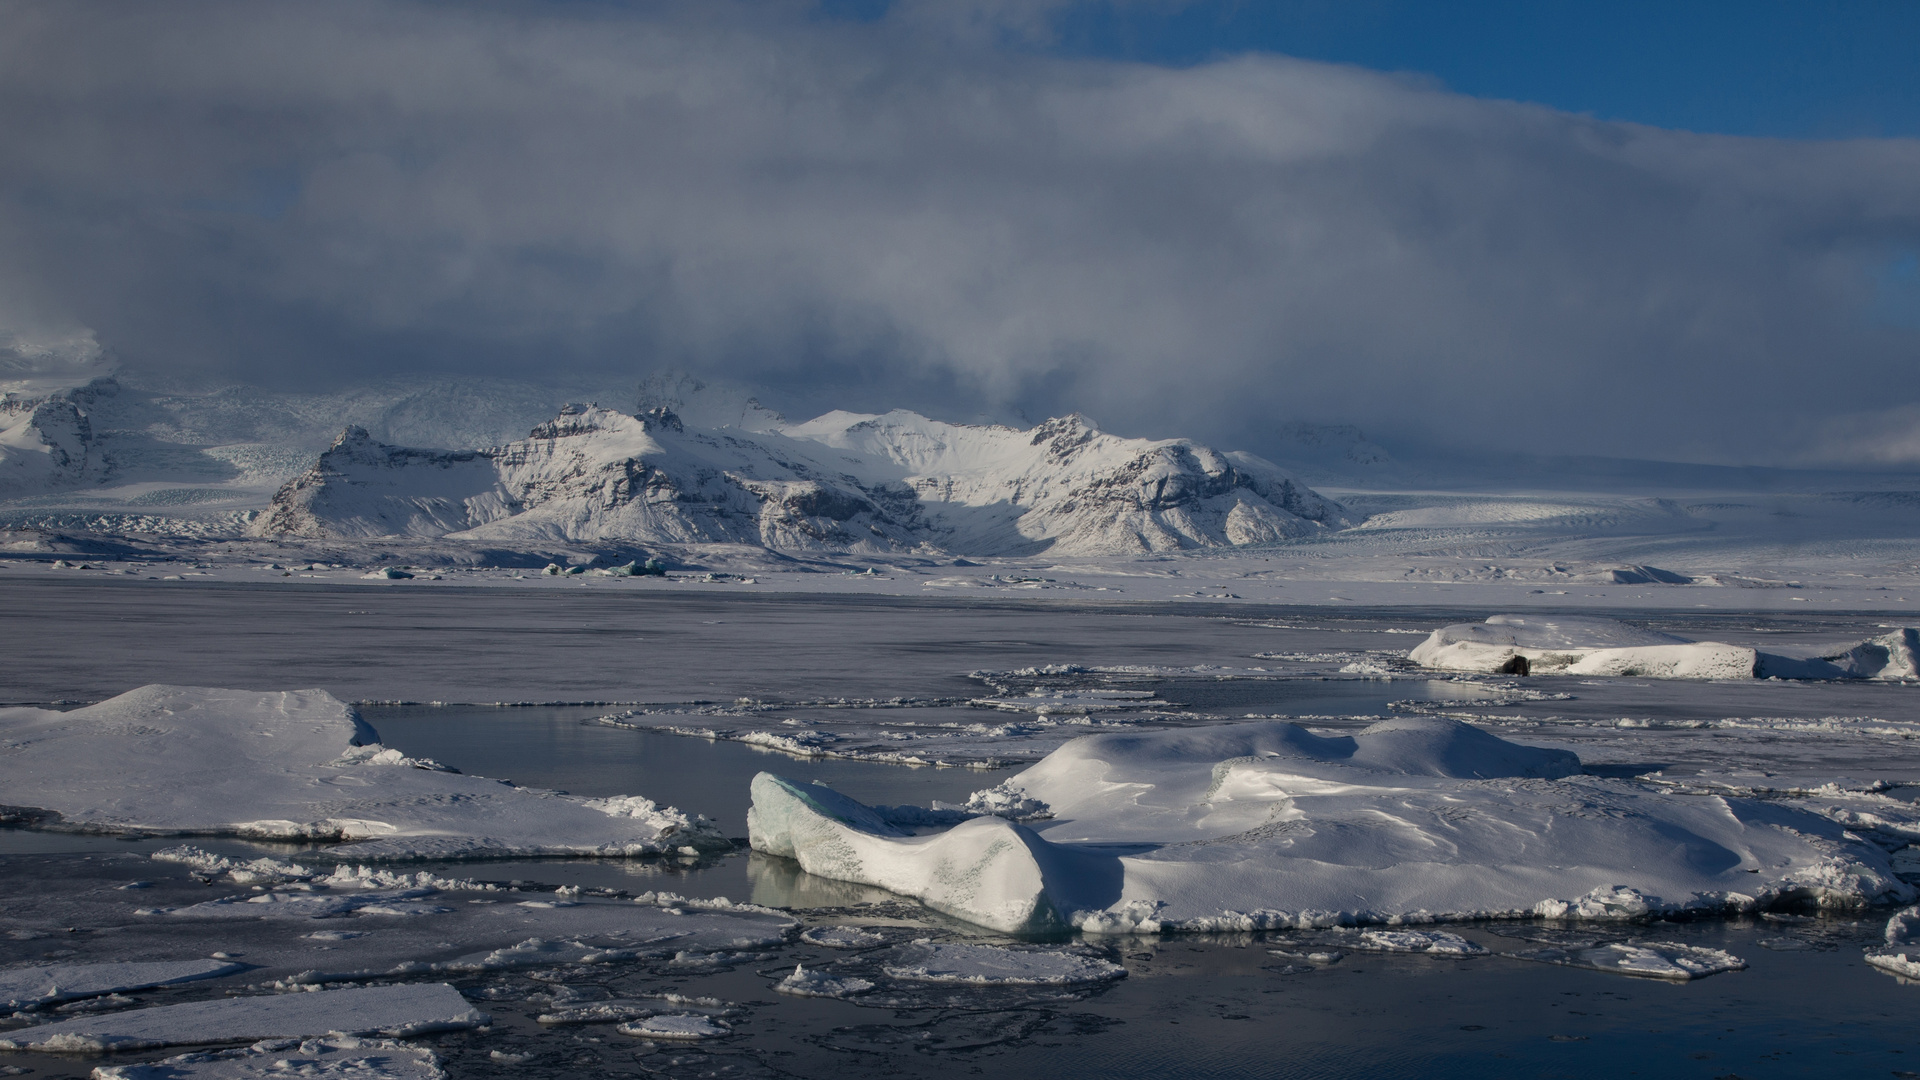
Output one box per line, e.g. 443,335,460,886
359,705,1006,836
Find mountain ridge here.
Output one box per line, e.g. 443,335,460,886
252,403,1350,557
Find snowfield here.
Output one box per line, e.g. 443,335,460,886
749,717,1913,934
0,685,727,859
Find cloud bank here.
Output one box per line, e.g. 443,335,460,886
1,0,1917,465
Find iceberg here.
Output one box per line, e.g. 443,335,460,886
748,717,1911,933
1408,615,1920,680
0,685,726,858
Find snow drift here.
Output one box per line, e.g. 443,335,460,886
252,404,1347,556
748,717,1910,934
0,685,726,858
1409,615,1920,680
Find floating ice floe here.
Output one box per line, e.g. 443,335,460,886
0,959,246,1011
1865,905,1920,978
91,1036,443,1080
537,1000,663,1025
774,964,876,998
1409,615,1919,680
0,983,485,1052
798,926,887,948
1352,930,1487,956
748,717,1912,934
616,1014,730,1041
0,685,726,859
1504,941,1747,980
877,942,1126,985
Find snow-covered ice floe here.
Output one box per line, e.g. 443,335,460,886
0,685,726,858
1505,941,1746,981
1866,905,1920,979
0,983,484,1052
0,960,245,1012
91,1037,443,1080
878,942,1126,985
1409,615,1920,680
748,717,1912,934
615,1014,730,1041
774,965,876,998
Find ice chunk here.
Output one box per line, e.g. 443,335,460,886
1411,615,1918,681
752,719,1909,932
774,964,875,998
536,1001,659,1026
1354,930,1488,956
91,1037,442,1080
798,926,886,948
748,772,1076,933
615,1014,729,1041
1824,628,1920,681
880,941,1125,985
1505,941,1747,980
0,960,245,1011
0,983,485,1052
1411,617,1761,678
0,685,725,859
1865,904,1920,978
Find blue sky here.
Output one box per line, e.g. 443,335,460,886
830,0,1920,139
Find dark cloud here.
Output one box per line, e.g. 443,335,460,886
1,0,1917,464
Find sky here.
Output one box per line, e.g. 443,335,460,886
0,0,1916,468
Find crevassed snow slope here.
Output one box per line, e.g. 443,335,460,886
0,685,726,858
253,405,1347,557
748,717,1911,934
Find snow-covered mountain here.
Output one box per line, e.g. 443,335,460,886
253,404,1350,557
0,376,115,495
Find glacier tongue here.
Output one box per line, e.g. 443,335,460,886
251,403,1347,557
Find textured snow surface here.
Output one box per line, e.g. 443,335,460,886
90,1037,443,1080
0,983,485,1052
0,960,245,1011
750,717,1911,933
0,685,725,858
1410,615,1919,680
